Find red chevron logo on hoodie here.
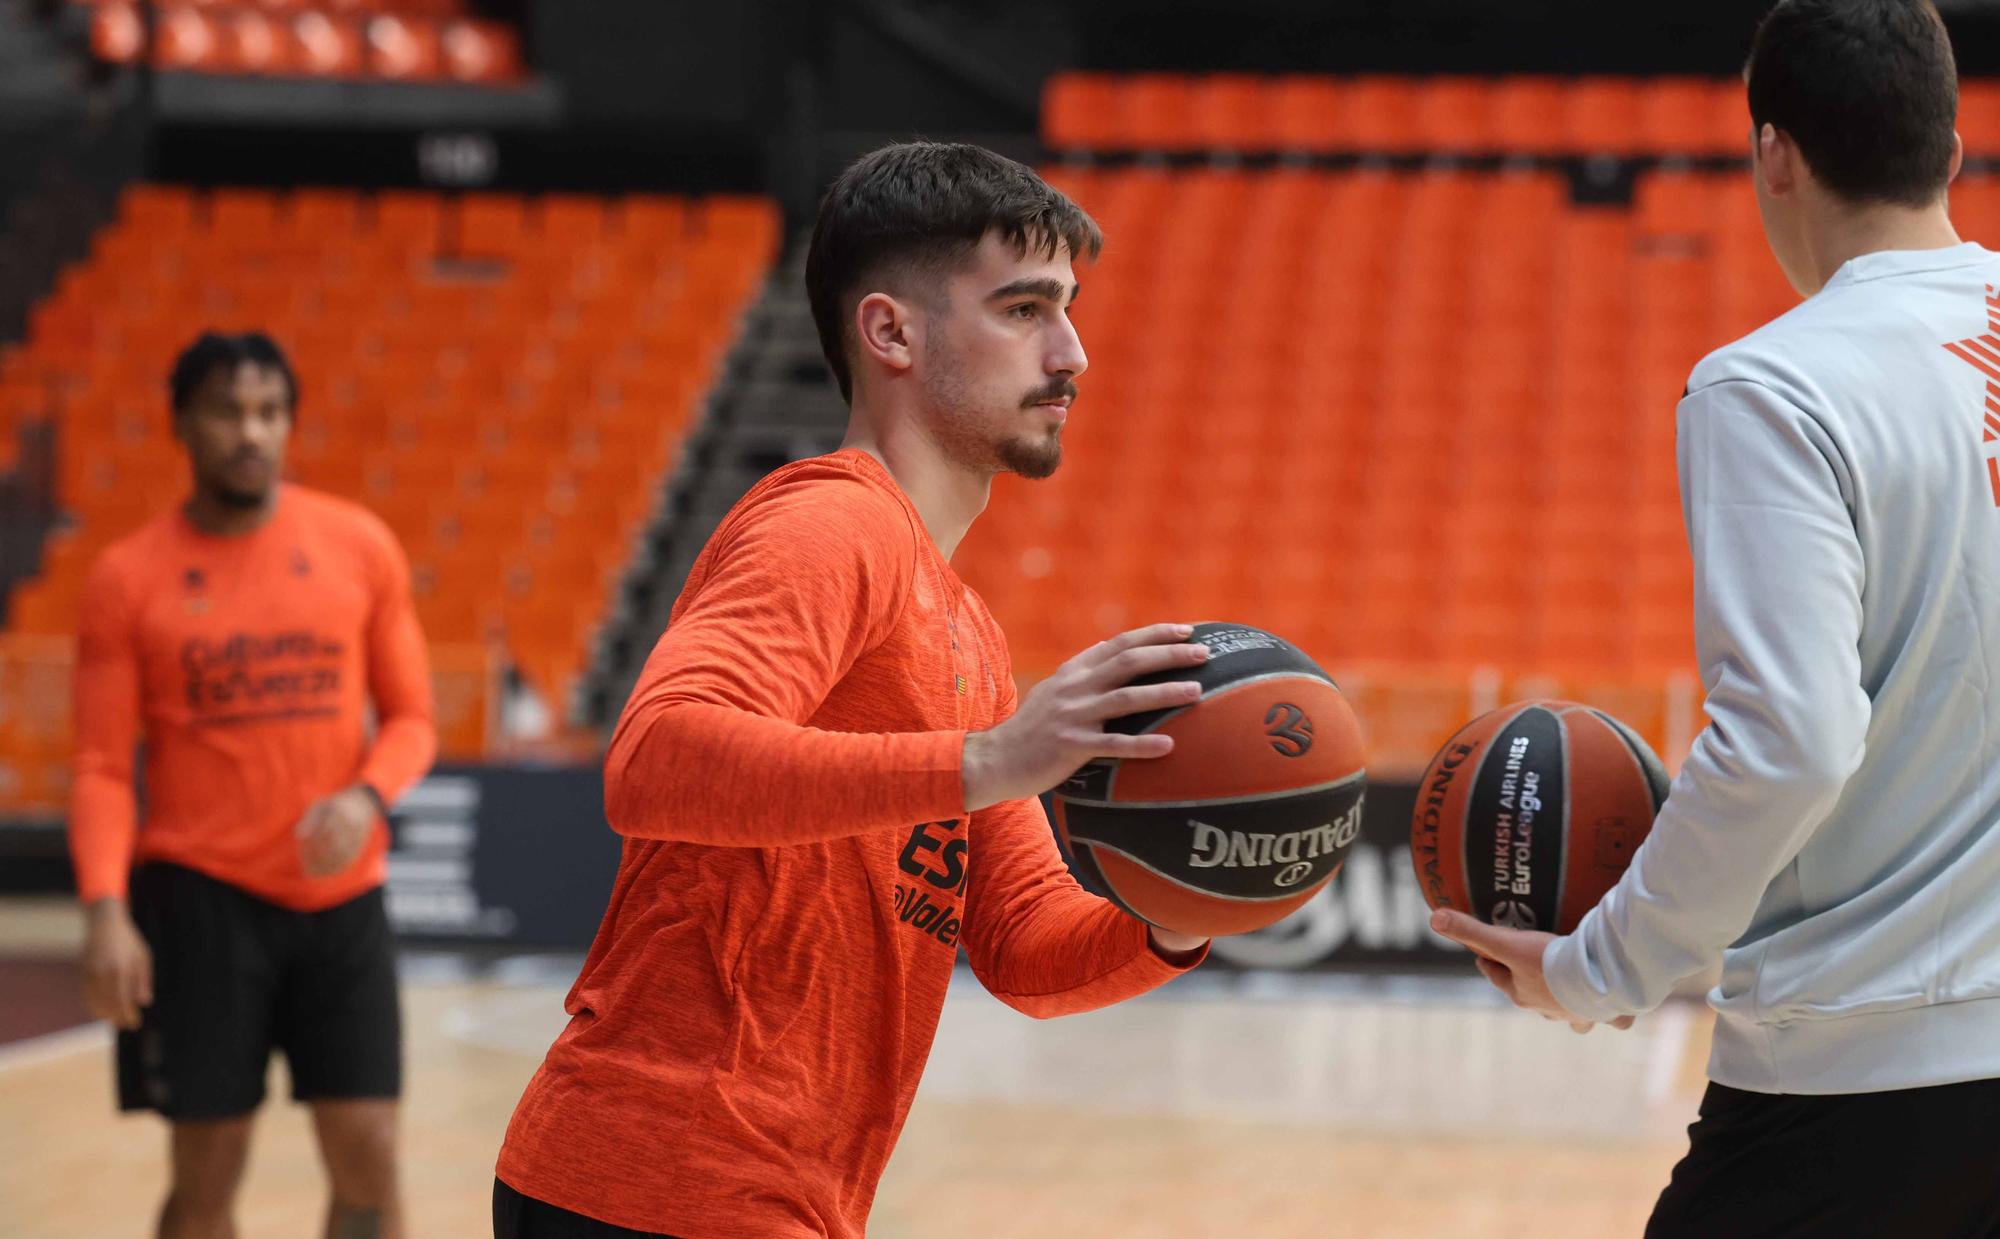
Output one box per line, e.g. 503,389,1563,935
1939,284,2000,506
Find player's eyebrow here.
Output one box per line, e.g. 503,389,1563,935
987,277,1080,305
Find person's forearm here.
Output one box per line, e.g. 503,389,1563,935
603,699,966,846
970,900,1204,1018
961,795,1207,1016
356,712,436,806
69,767,139,905
1545,695,1862,1022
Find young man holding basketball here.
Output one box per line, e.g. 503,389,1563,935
1433,1,2000,1233
493,142,1212,1238
73,332,436,1238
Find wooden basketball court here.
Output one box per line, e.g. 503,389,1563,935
0,896,1709,1238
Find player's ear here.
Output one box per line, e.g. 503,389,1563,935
854,292,916,377
1948,131,1965,186
1758,124,1798,198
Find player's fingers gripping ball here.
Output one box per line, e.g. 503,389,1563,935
1051,623,1367,937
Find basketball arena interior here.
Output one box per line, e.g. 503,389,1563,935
2,1,1993,1234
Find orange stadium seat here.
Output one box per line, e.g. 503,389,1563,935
364,14,441,79
1486,77,1570,152
291,11,366,77
1116,74,1200,150
1962,80,2000,152
450,193,530,257
89,3,143,64
441,20,522,84
152,7,221,70
208,188,283,238
1413,77,1493,150
538,194,610,247
1564,77,1644,155
288,188,362,237
1638,78,1732,155
371,189,445,249
1344,76,1419,150
218,9,296,74
1268,76,1347,150
1043,73,1119,150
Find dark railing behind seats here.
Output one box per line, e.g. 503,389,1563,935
0,88,145,625
0,420,57,629
578,243,849,727
0,95,146,348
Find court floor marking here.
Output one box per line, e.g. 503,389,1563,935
0,1021,105,1074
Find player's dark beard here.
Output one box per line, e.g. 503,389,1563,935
202,452,275,510
209,484,269,510
1002,378,1077,480
998,431,1062,480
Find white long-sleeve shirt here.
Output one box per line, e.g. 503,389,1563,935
1544,241,2000,1094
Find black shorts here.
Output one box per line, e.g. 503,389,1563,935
116,861,401,1120
492,1179,681,1239
1648,1077,2000,1238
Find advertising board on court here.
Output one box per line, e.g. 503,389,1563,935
385,767,1459,970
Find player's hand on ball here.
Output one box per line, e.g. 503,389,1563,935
1429,909,1633,1033
81,900,153,1031
1147,926,1209,959
297,785,382,877
961,623,1210,813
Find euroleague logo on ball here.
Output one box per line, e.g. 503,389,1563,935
1263,703,1314,757
1490,900,1539,930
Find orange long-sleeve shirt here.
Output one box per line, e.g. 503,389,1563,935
68,485,436,912
498,450,1201,1237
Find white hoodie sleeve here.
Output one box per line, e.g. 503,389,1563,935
1543,378,1873,1022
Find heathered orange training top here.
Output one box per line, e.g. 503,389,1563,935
498,450,1202,1238
68,485,437,912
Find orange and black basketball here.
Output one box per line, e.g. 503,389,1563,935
1410,700,1670,934
1050,623,1367,937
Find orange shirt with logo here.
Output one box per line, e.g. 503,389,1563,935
497,450,1201,1237
69,485,437,911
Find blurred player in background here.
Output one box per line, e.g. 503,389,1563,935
492,142,1213,1239
1432,1,2000,1233
72,331,436,1239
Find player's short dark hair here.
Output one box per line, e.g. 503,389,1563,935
804,141,1103,403
1747,0,1958,207
169,331,299,416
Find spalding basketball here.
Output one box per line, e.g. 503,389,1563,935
1050,623,1367,937
1410,700,1670,934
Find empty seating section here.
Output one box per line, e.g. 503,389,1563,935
8,73,1996,802
79,0,523,83
954,165,1797,694
0,185,778,810
954,73,2000,771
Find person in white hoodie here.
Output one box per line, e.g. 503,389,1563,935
1431,1,2000,1234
